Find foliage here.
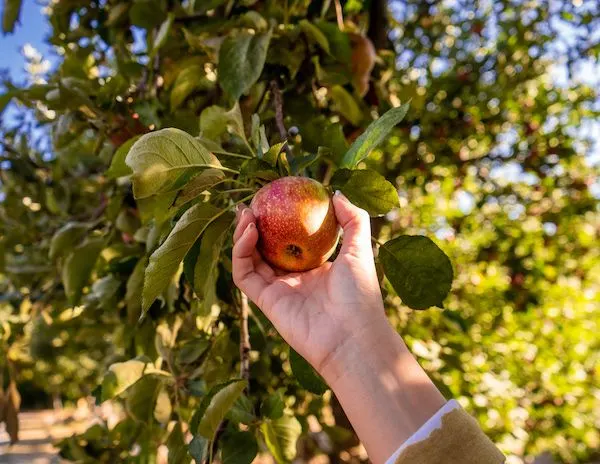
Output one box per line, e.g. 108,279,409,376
1,0,599,463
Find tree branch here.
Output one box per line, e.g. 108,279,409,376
239,291,251,383
334,0,344,30
269,80,293,158
367,0,389,50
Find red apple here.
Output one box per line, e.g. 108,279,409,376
250,176,340,272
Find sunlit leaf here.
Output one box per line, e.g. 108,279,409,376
260,414,302,463
125,128,222,199
340,103,410,168
331,168,399,216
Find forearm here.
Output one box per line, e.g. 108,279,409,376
321,318,446,464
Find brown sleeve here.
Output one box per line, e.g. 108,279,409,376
394,408,505,464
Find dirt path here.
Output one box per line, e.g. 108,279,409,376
0,409,90,464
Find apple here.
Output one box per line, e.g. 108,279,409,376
250,176,340,272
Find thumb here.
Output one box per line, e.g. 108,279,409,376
332,190,372,258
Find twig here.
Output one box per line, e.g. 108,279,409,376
239,291,251,383
334,0,345,30
269,81,293,158
371,235,385,247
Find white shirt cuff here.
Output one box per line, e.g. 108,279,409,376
384,400,461,464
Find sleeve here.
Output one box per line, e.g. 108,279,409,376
385,400,506,464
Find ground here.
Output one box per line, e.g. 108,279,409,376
0,408,89,464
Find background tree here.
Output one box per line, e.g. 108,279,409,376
1,0,599,463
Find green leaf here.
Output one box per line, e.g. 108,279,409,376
222,431,258,464
299,20,330,54
106,136,140,178
266,29,307,79
227,395,255,424
167,422,191,464
330,85,363,126
49,222,89,260
151,12,175,57
260,414,302,463
218,29,272,101
196,379,247,438
341,103,410,168
262,141,286,167
290,152,321,174
314,21,351,61
172,168,226,209
261,391,285,419
62,237,104,305
331,168,399,216
89,275,121,310
240,158,280,182
177,338,210,364
126,374,171,423
125,257,146,323
289,348,328,395
312,56,351,86
238,10,268,31
188,435,209,463
170,63,211,110
379,235,454,310
2,0,22,33
138,192,178,226
0,91,14,115
129,0,165,30
101,358,154,401
184,212,234,313
296,117,348,162
199,102,247,143
142,202,224,313
125,128,221,199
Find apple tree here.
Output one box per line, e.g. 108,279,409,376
1,0,599,462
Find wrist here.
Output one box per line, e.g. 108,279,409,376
318,316,447,464
319,315,402,387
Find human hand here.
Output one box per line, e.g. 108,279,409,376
233,190,447,463
232,190,390,380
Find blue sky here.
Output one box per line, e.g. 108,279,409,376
1,0,53,83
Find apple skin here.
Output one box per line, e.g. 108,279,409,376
250,176,340,272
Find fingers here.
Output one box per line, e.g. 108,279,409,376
232,221,269,304
332,191,372,259
234,205,255,242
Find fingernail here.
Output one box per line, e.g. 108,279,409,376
236,204,244,214
334,190,346,200
244,222,254,235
